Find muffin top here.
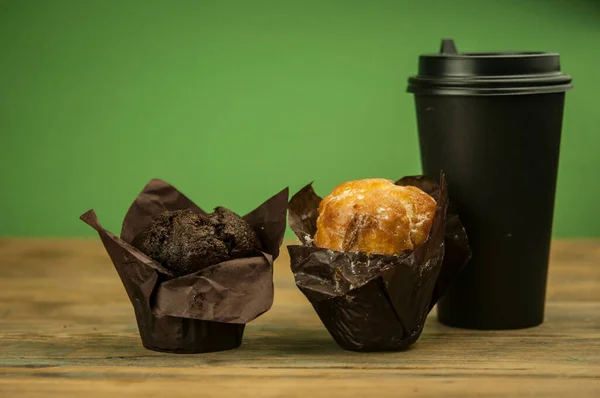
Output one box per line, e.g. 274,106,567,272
314,178,436,255
132,207,259,276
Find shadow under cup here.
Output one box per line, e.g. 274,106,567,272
407,39,573,330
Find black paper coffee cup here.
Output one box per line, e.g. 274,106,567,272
407,39,573,329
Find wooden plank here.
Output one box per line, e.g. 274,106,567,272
0,239,599,397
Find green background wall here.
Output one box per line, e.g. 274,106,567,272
1,0,599,238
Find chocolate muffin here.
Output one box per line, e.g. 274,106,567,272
132,207,260,277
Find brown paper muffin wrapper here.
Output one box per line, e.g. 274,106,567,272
287,173,471,352
81,179,288,354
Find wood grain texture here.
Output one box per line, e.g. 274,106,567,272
0,238,599,397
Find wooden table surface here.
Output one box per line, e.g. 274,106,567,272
0,239,599,397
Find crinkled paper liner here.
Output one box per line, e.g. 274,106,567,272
287,173,470,352
82,179,288,353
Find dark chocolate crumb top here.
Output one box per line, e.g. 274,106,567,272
132,208,259,276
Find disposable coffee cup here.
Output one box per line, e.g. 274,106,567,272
407,39,573,329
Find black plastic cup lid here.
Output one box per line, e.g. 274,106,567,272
407,39,573,96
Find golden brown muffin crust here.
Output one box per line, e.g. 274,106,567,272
314,178,436,255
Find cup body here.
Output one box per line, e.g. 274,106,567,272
408,41,572,329
415,92,566,329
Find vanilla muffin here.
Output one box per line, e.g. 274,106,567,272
314,178,436,255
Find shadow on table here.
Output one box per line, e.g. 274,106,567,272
239,326,418,357
3,328,411,369
240,327,341,355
